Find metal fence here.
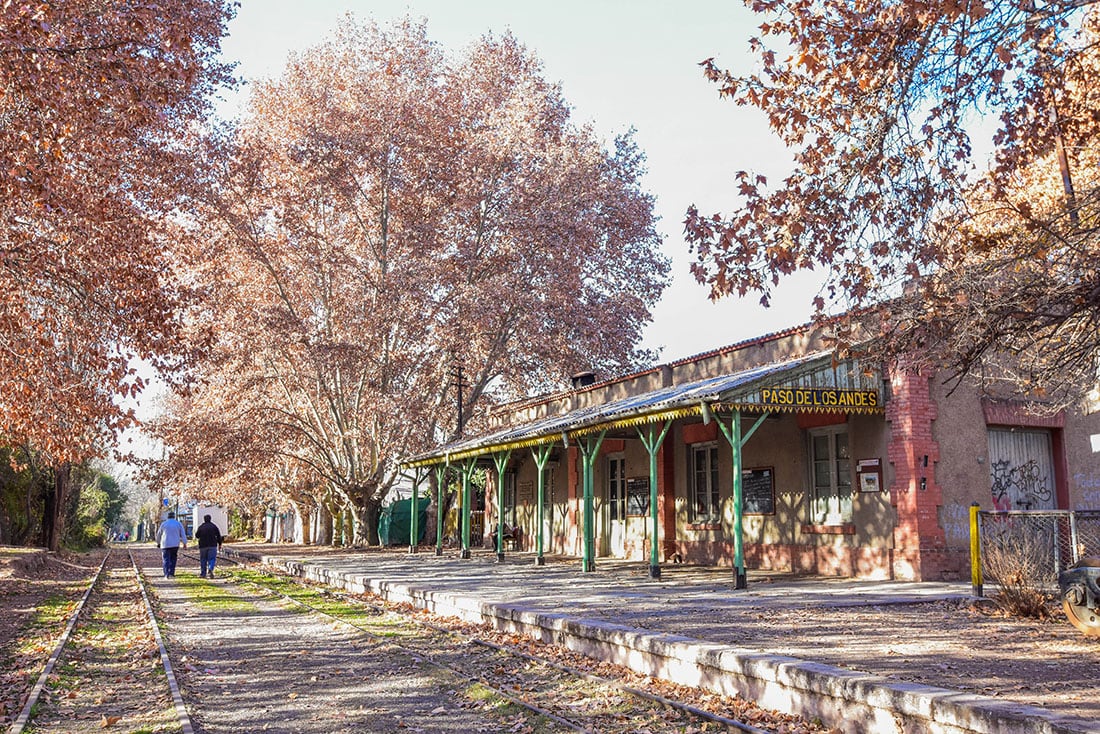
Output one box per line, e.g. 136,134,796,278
977,509,1100,593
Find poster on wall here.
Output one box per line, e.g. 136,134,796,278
626,478,649,515
857,459,883,492
742,467,775,514
859,472,881,493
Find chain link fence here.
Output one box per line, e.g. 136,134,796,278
977,510,1100,593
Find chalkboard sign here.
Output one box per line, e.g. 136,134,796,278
626,477,650,516
742,467,775,515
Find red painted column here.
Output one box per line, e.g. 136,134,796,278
886,367,945,580
657,440,677,561
566,446,581,556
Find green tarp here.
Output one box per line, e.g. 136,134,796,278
378,497,430,546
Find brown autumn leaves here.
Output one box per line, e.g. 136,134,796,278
686,0,1100,406
145,18,669,537
1,1,235,463
5,1,1099,531
1,5,669,535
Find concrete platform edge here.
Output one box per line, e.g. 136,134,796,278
234,550,1098,734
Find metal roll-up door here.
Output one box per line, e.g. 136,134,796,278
987,428,1056,510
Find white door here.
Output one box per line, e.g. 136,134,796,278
542,464,558,553
607,455,626,556
988,428,1056,510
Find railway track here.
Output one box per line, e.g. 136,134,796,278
8,548,190,734
211,552,807,734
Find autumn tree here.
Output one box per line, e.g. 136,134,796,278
687,0,1100,406
147,388,329,543
159,17,667,544
0,1,234,548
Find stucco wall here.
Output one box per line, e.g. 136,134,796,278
849,412,895,547
929,378,992,552
1065,410,1100,511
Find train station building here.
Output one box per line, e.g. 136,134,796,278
405,320,1100,582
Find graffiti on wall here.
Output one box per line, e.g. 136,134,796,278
990,458,1052,510
940,503,970,543
1074,474,1100,510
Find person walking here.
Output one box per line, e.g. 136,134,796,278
194,514,223,578
156,511,187,578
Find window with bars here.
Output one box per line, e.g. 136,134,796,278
503,472,516,526
540,464,557,517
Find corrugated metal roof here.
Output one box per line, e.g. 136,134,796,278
404,351,882,467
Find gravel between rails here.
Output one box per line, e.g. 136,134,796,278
21,550,178,734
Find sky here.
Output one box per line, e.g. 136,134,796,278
214,0,825,364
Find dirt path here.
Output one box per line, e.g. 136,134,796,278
138,548,557,734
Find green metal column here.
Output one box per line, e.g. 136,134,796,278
714,407,769,590
636,421,672,579
730,410,745,588
460,460,476,560
578,431,606,573
531,444,554,566
492,449,513,562
434,462,448,556
409,467,424,554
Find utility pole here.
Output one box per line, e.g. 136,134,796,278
449,358,469,438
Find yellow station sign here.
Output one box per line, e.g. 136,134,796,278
759,387,879,410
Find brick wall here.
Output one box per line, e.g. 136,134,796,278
886,368,951,580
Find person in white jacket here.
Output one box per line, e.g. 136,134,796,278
156,511,188,578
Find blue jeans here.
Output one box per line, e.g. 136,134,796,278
199,546,218,576
161,546,180,577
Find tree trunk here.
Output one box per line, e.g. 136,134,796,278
43,463,71,552
40,480,54,549
300,506,312,545
317,504,333,545
293,500,312,545
341,510,352,546
358,498,382,546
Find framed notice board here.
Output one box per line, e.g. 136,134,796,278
742,467,775,515
626,477,650,516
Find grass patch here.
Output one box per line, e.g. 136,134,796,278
176,572,259,614
232,567,399,632
464,681,560,729
26,594,74,628
15,595,76,657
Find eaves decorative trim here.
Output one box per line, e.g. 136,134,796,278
402,351,883,469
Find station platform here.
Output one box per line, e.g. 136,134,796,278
221,543,1097,734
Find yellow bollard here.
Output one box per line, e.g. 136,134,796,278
969,502,983,597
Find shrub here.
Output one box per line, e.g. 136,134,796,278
981,516,1057,619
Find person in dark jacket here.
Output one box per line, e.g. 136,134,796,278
194,514,223,578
